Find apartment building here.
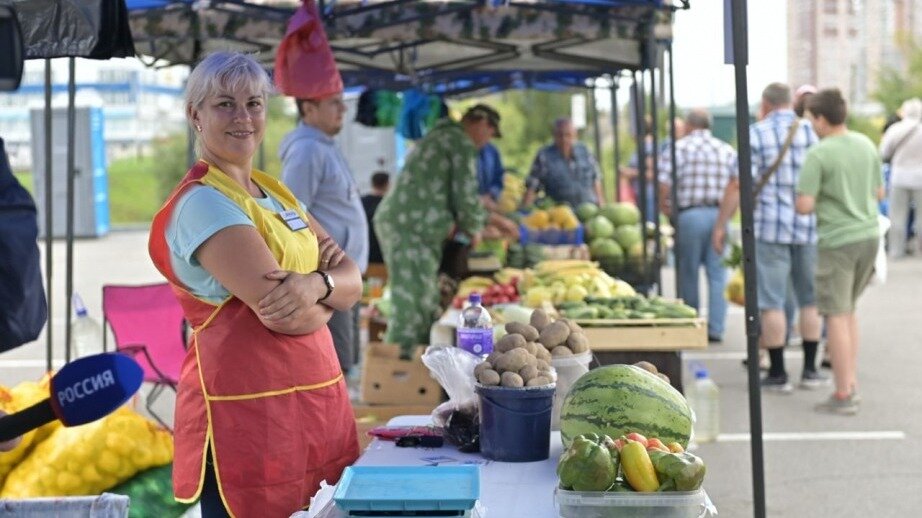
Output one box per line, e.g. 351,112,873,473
788,0,920,110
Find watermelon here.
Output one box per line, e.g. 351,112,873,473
559,364,693,449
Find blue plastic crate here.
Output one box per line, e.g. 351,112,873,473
519,223,584,245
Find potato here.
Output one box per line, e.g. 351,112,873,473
496,333,527,353
538,321,570,348
536,359,550,371
557,318,583,335
535,346,552,362
527,376,551,387
474,362,493,379
505,322,540,342
656,373,672,384
499,347,530,373
519,365,539,382
501,371,524,388
486,352,502,365
567,332,590,354
479,369,501,386
551,345,574,357
524,353,538,368
530,308,551,332
634,361,659,375
523,341,538,356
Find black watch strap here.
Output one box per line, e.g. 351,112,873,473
315,271,334,301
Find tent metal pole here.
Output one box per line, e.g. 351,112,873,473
43,59,53,372
611,76,620,202
632,72,649,290
64,57,76,363
589,82,603,200
667,41,681,300
729,1,766,516
648,43,663,295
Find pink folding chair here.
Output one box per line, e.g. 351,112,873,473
102,282,187,431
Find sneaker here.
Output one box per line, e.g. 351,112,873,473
815,394,859,415
708,335,723,344
760,374,793,393
799,369,832,390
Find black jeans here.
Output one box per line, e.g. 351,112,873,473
200,448,231,518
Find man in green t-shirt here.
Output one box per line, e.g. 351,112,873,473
796,88,884,415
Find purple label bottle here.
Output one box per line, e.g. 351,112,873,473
457,293,493,356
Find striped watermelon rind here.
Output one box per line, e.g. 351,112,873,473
559,364,693,449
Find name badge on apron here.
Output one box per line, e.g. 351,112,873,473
278,209,308,231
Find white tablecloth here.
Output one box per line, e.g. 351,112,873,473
310,415,562,518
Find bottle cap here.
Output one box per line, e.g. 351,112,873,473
73,292,88,317
468,293,481,305
694,368,709,380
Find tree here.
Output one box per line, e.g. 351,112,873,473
873,43,922,116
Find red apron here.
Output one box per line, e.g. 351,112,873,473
149,161,359,517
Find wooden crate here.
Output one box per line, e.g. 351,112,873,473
575,318,708,351
360,343,443,406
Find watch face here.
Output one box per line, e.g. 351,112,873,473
326,272,335,290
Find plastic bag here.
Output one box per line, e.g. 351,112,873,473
274,0,343,99
421,346,482,452
869,214,890,287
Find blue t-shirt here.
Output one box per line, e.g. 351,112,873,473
165,185,303,303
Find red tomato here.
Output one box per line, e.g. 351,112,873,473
503,285,517,297
646,438,670,452
495,295,510,304
452,297,464,309
626,433,648,447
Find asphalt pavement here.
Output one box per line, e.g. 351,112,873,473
4,229,921,517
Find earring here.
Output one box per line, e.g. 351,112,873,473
195,124,202,132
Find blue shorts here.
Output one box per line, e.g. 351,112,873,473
755,240,817,310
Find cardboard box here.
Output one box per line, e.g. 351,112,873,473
580,319,708,351
360,343,443,406
353,403,435,450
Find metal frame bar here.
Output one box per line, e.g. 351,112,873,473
43,59,53,372
611,74,621,202
667,39,680,299
64,57,76,363
728,1,766,516
631,71,650,290
647,33,662,294
531,37,644,71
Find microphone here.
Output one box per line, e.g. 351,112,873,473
0,353,144,442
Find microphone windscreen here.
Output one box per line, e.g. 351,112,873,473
49,353,144,426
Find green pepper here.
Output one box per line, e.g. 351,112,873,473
557,434,617,491
648,450,706,491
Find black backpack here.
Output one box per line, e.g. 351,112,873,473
0,137,46,351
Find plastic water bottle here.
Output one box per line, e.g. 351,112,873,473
71,293,103,358
689,368,720,443
457,293,493,356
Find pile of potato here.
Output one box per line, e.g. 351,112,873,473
474,309,591,388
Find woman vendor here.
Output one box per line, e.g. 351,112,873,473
148,52,362,517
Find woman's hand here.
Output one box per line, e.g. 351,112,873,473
258,270,326,322
317,236,346,270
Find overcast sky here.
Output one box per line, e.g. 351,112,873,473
671,1,787,107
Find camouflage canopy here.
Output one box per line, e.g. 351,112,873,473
127,0,676,88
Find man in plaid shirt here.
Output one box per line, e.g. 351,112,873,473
712,83,828,393
658,108,737,342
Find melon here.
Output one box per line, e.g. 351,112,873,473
559,364,693,449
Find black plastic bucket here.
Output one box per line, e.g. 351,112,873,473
476,384,555,462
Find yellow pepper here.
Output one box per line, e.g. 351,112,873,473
620,439,660,492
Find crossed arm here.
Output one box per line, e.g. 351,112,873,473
195,214,362,335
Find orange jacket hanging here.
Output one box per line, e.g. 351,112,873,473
149,161,358,517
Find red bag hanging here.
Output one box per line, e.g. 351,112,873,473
274,0,343,99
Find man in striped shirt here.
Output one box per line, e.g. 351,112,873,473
712,83,827,393
658,108,737,342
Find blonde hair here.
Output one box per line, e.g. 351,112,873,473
185,52,273,155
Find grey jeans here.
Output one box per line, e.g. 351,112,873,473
328,304,361,374
888,186,922,258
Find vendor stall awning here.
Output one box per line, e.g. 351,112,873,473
126,0,674,75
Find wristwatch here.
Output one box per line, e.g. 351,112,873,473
314,270,335,301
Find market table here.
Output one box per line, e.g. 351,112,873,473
315,415,562,518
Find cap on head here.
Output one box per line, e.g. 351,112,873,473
462,104,502,138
